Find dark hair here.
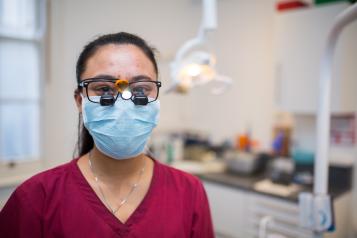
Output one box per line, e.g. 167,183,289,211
74,32,159,158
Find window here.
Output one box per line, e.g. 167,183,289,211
0,0,46,168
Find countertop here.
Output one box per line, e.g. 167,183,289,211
171,159,352,203
199,171,351,203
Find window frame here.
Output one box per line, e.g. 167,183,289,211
0,0,47,186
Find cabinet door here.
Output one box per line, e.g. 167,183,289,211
248,193,315,238
248,192,352,238
274,3,357,114
203,182,251,238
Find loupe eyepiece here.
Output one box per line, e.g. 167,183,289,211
132,96,148,105
132,88,148,105
100,93,115,106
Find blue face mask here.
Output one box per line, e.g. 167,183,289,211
82,96,160,160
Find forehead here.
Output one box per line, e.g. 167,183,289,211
81,44,156,80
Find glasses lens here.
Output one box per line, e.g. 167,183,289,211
130,81,158,102
86,81,118,103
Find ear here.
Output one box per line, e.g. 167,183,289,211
74,89,83,113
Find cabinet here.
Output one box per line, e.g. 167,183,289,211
203,181,352,238
274,3,357,114
203,182,251,238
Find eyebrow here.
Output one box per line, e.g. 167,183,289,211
91,74,116,80
130,75,154,82
88,74,155,82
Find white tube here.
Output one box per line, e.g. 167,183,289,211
197,0,217,38
314,3,357,195
202,0,217,30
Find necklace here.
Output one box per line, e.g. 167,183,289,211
88,151,146,214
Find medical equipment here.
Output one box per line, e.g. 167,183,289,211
78,78,161,106
115,79,129,93
167,0,232,94
298,3,357,237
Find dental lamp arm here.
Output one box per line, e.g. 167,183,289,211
198,0,217,38
167,0,217,93
173,0,217,64
315,1,357,197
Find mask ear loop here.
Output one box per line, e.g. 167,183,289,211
78,83,91,105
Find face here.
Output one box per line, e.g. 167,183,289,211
75,44,157,111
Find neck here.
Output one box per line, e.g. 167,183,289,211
88,146,146,183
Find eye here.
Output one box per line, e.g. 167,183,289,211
95,86,113,93
132,86,148,95
100,86,110,91
132,86,143,92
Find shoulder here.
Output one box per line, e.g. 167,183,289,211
153,160,212,220
1,159,76,217
16,159,76,198
154,159,204,191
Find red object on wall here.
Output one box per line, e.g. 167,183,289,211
276,1,309,11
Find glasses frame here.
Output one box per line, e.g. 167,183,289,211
78,77,162,105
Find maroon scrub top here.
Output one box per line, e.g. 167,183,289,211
0,158,214,238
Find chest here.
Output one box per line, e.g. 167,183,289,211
42,193,191,238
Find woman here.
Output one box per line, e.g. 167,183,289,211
0,32,214,238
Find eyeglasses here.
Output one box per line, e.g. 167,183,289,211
78,77,162,106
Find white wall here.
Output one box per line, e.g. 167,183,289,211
44,0,276,168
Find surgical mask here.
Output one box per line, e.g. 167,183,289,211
82,96,159,160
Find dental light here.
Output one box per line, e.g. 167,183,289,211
298,3,357,237
167,0,232,94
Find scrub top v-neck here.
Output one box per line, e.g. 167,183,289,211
72,157,159,235
0,158,214,238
